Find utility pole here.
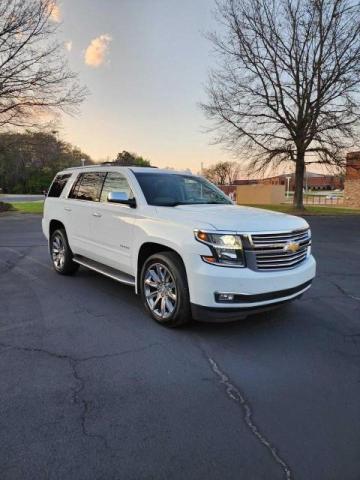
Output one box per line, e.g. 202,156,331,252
286,176,291,198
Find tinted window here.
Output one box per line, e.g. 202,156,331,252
69,172,105,201
48,174,71,198
100,172,134,202
134,173,232,206
68,174,82,199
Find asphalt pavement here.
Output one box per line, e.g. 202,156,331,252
0,213,359,480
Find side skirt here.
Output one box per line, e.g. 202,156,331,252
73,254,136,287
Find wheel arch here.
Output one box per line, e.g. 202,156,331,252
136,242,187,294
49,219,66,237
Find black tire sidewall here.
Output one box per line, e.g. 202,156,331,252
50,229,77,275
140,252,191,326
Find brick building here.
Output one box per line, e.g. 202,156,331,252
344,152,360,208
257,172,343,190
218,172,343,193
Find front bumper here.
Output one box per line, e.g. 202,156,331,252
191,281,311,322
185,253,316,319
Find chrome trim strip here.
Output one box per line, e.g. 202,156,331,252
194,227,309,236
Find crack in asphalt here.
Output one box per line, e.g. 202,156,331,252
302,280,360,304
0,253,26,274
332,282,360,302
68,358,110,449
0,255,41,281
318,272,360,277
1,246,50,271
0,341,160,449
199,346,293,480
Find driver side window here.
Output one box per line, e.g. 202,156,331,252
100,172,134,202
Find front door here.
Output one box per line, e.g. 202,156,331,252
89,171,136,275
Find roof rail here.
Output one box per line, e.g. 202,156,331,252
63,164,101,170
63,164,157,171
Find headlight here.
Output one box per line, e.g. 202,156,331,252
194,230,245,267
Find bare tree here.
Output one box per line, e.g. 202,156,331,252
0,0,87,129
202,0,360,209
203,160,240,184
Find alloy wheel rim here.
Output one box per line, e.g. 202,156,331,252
144,263,177,319
52,234,65,269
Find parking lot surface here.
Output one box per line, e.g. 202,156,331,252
0,214,359,480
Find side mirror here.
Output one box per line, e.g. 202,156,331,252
107,191,136,208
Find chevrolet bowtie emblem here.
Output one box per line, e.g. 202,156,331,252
284,241,300,253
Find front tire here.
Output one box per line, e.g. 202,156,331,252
140,252,191,327
50,229,79,275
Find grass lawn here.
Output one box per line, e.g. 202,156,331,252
10,201,44,214
243,204,360,215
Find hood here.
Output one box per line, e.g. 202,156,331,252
155,204,308,232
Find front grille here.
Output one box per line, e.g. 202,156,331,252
249,229,311,271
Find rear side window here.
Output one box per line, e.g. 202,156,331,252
69,172,106,201
48,174,71,198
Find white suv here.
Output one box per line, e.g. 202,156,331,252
42,166,316,327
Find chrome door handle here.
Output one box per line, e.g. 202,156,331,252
64,207,72,212
92,212,102,217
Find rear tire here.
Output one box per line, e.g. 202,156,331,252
50,228,79,275
140,252,191,327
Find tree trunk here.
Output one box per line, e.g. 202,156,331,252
293,151,305,210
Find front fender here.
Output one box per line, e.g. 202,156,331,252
131,217,212,294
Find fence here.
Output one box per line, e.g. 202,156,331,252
285,193,343,205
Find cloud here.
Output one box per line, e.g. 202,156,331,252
84,34,112,68
64,40,72,52
48,1,61,22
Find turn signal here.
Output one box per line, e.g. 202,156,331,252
201,255,216,263
197,231,208,242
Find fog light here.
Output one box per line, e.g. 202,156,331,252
217,293,235,302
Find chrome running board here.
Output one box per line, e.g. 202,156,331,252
73,255,135,287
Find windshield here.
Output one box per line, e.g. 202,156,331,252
133,172,232,207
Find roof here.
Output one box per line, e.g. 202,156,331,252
130,167,194,175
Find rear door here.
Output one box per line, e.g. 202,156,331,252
89,171,137,274
64,171,106,257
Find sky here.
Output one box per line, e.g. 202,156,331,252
53,0,233,172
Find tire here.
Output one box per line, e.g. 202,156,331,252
50,228,79,275
140,252,191,327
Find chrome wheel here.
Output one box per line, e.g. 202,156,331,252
51,234,65,269
144,263,177,319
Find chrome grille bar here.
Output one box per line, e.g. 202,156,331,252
257,250,308,263
248,228,311,271
252,234,308,244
